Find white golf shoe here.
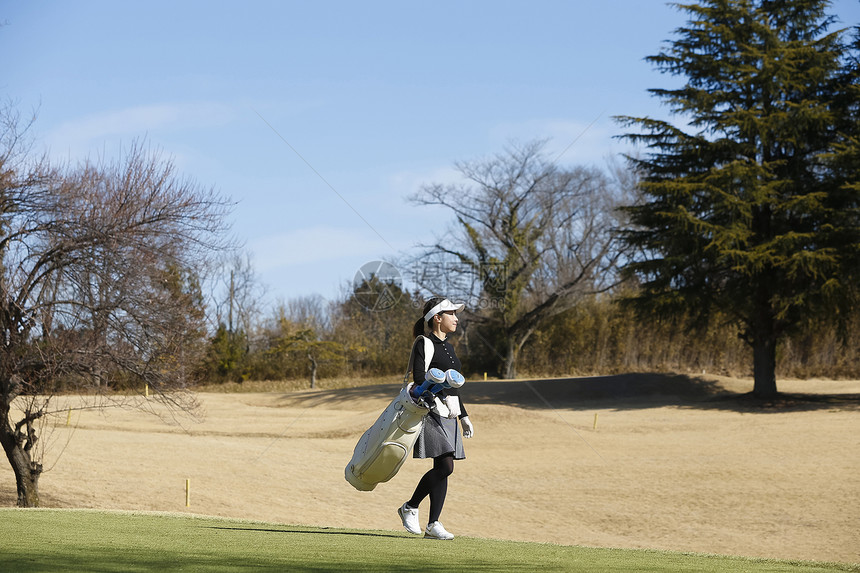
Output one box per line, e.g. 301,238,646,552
397,503,422,535
424,521,454,540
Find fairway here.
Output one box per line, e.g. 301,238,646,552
0,509,856,573
1,375,858,566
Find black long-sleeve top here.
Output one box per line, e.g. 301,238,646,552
411,333,468,419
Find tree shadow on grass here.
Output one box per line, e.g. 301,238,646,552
207,525,406,539
696,389,860,413
468,374,860,414
274,373,860,414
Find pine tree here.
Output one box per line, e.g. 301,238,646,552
617,0,860,397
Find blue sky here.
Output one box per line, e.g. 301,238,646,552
2,1,858,308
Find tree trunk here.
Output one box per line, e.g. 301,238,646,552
0,420,42,507
308,352,317,389
752,331,778,399
1,375,42,507
502,338,518,379
501,328,535,379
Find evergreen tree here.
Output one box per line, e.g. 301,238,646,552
617,0,859,397
201,324,248,382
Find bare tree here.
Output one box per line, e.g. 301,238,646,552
207,250,265,335
411,140,631,378
198,251,266,381
281,294,330,335
0,104,232,506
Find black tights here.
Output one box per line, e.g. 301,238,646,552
407,453,454,524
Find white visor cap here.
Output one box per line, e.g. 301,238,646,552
424,299,465,322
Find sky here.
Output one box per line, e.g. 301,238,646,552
2,1,859,310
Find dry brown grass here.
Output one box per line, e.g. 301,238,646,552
2,374,858,564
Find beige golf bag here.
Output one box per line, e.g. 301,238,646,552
345,336,432,491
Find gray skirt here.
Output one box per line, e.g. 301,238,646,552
414,412,465,460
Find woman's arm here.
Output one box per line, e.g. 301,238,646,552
412,338,427,384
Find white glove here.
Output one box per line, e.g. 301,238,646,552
460,416,474,439
443,395,462,419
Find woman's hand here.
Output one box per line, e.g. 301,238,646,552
461,416,474,438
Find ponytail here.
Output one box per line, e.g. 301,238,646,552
412,317,425,339
414,296,445,339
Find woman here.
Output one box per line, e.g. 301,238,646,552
397,297,474,540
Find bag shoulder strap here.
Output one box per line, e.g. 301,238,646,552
402,335,434,386
422,335,433,371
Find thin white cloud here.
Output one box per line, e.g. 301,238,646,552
248,226,391,270
387,164,463,197
45,102,235,155
489,117,623,165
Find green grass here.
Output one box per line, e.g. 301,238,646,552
0,509,856,573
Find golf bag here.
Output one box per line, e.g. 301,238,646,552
345,336,433,491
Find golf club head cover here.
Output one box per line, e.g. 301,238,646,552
412,368,446,398
445,369,465,388
428,369,466,394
